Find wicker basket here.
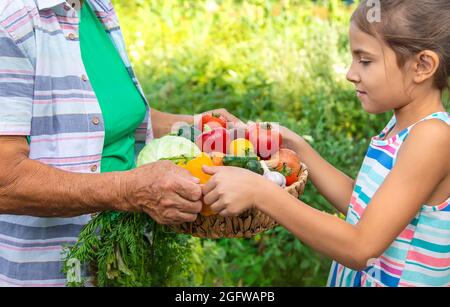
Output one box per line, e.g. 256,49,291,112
169,163,308,239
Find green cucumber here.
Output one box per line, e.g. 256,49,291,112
222,155,263,175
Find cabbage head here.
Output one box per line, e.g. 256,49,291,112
137,135,201,167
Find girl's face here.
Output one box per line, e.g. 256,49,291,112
346,22,414,114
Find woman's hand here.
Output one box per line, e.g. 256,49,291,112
278,125,305,153
152,108,243,138
203,108,244,126
201,166,270,217
124,160,203,225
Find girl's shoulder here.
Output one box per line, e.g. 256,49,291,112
398,114,449,173
409,113,450,138
400,112,449,143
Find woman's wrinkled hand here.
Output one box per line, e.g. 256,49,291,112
124,160,203,225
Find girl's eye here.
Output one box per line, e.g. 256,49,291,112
359,59,371,66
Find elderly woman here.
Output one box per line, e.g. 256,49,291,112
0,0,238,286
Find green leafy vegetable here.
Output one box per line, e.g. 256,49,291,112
63,212,195,287
136,135,201,166
64,135,201,287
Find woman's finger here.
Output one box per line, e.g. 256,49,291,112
173,177,203,202
141,208,197,225
170,212,199,224
168,193,203,214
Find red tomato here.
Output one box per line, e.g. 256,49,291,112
196,127,230,154
246,123,282,159
271,149,301,186
199,113,227,132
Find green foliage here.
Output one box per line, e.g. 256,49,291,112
63,212,196,287
106,0,449,287
188,229,331,287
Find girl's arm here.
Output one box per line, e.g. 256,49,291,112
203,120,449,270
282,127,355,214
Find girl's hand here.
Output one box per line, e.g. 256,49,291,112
201,166,266,217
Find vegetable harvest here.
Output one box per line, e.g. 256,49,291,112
64,118,303,287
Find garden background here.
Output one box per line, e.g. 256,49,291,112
110,0,449,286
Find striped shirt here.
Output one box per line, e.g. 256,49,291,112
328,112,450,287
0,0,152,286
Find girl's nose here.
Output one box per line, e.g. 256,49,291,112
346,65,360,84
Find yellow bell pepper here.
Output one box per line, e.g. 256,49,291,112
177,153,213,184
178,153,216,217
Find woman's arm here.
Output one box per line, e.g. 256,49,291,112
151,109,194,139
203,120,450,270
0,137,123,217
0,136,203,222
282,128,355,214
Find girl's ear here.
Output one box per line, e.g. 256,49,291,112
413,50,440,85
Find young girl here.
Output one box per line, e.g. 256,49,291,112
201,0,450,287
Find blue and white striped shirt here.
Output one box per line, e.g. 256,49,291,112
0,0,152,286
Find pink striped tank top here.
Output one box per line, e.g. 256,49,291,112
327,111,450,287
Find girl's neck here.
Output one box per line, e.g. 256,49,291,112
392,88,445,133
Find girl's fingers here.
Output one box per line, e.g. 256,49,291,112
202,177,218,195
202,165,222,175
210,200,226,215
203,189,220,206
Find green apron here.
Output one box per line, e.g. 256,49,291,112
80,2,146,173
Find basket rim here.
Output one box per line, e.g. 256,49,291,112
169,162,309,239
